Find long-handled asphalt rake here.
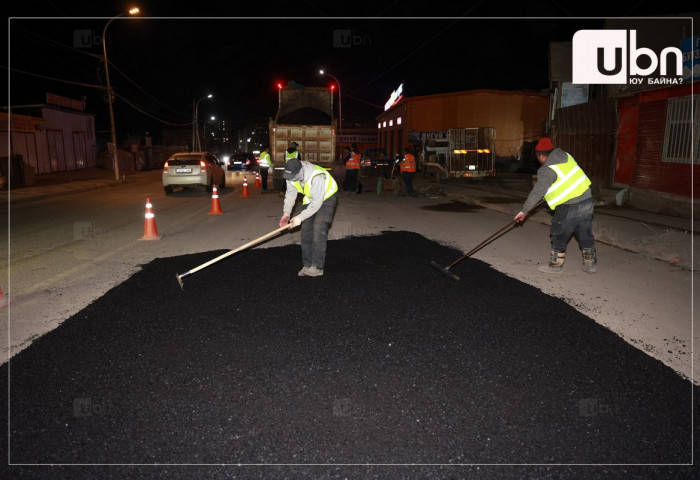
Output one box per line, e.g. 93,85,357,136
176,224,292,290
431,200,544,281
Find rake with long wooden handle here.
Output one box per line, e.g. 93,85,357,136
431,199,544,281
176,224,293,290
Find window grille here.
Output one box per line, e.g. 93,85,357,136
662,94,699,164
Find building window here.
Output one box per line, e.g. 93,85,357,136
397,117,402,125
86,117,93,139
662,94,699,164
389,119,393,127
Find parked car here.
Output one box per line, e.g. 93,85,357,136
361,148,388,167
227,152,258,172
361,148,390,176
162,151,226,195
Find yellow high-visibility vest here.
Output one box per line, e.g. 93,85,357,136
293,164,338,205
259,151,271,167
285,150,299,162
544,154,591,209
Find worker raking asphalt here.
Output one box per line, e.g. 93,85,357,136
1,231,697,479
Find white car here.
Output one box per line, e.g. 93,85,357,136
162,152,226,195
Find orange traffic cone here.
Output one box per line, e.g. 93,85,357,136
139,197,162,240
208,185,224,215
240,176,250,197
254,172,261,188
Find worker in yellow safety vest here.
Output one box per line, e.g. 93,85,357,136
285,141,300,162
258,146,271,192
279,158,339,277
514,137,596,274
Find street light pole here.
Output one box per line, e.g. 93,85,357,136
102,7,140,182
194,94,213,151
319,70,341,154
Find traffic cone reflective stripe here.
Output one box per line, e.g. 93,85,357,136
208,185,224,215
254,172,261,188
240,176,250,197
139,197,162,240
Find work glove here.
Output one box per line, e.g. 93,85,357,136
280,215,290,227
514,211,526,223
290,216,302,228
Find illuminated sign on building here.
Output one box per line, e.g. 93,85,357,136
384,83,403,111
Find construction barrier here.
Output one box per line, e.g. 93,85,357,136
139,197,162,240
240,176,250,197
208,185,223,215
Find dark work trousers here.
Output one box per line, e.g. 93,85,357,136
550,197,595,252
344,168,359,193
401,171,415,196
260,166,269,191
300,194,338,270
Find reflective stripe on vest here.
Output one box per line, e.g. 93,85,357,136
400,153,416,172
346,153,361,169
544,154,591,209
293,164,338,205
259,152,271,167
285,150,299,162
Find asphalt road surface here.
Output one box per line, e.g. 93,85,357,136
2,231,697,479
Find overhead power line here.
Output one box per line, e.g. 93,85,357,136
114,93,194,127
5,66,106,90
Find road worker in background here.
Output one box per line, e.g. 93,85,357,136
514,137,596,274
343,145,361,194
278,141,302,196
279,157,339,277
258,146,271,192
286,141,300,162
399,147,417,197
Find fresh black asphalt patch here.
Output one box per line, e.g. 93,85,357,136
2,231,697,479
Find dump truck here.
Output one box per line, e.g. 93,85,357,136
420,127,496,182
270,83,336,190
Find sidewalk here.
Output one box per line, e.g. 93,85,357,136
6,168,698,270
5,167,153,203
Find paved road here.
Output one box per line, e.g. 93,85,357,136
2,170,697,478
2,232,697,478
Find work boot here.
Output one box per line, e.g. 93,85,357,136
581,247,597,273
298,266,310,276
537,250,566,273
304,266,324,277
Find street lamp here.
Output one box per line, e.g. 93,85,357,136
193,94,213,151
102,6,140,181
319,69,341,153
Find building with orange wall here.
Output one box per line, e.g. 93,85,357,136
376,88,549,160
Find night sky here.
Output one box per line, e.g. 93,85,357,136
5,2,694,139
